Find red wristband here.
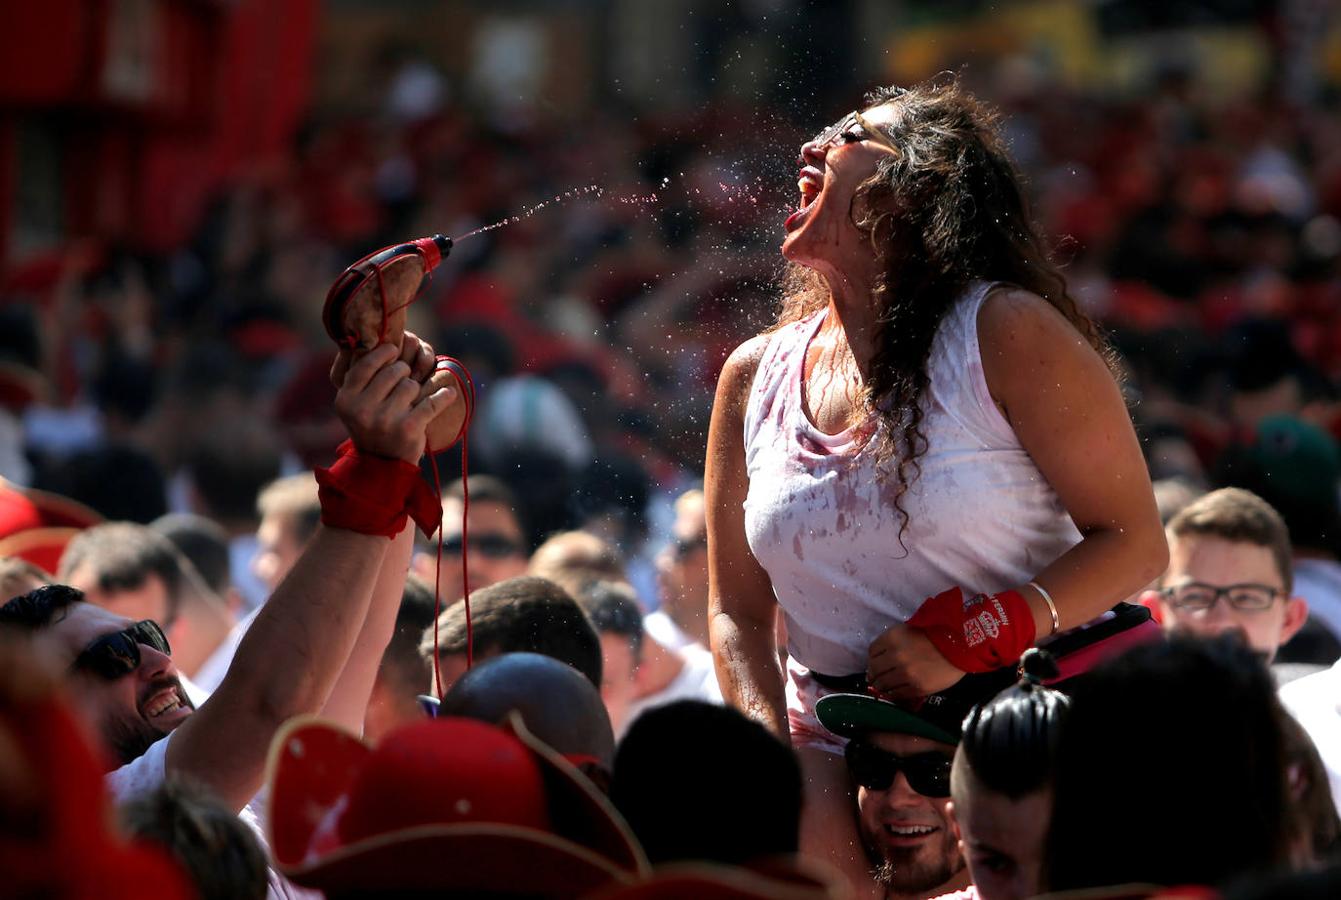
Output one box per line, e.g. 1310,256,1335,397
906,586,1036,673
315,441,442,538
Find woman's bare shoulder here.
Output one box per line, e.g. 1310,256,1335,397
978,285,1079,347
715,332,773,406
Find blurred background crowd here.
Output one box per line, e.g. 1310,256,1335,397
7,1,1341,897
6,1,1341,599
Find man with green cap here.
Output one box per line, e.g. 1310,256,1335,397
815,669,1015,900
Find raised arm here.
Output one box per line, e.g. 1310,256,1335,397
166,343,453,811
319,333,438,732
319,525,415,731
706,336,788,738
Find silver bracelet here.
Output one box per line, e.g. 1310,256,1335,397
1029,580,1061,636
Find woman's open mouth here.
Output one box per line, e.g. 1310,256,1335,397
784,167,825,232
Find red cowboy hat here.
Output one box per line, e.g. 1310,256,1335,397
0,478,102,573
0,476,102,537
266,713,648,897
0,526,82,577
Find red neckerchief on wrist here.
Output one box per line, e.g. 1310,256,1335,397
907,586,1036,673
315,440,442,539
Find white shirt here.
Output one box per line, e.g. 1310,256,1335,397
193,607,260,694
620,644,723,739
1279,658,1341,816
643,610,695,652
742,282,1082,675
105,733,316,900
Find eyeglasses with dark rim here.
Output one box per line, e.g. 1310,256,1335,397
844,741,953,798
71,620,171,681
439,533,525,559
1160,582,1284,613
812,110,900,156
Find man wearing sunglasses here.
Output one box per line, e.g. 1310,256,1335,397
0,337,453,830
815,669,1015,900
411,474,529,603
649,488,711,651
1142,487,1308,663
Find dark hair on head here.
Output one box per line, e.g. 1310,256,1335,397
38,444,168,524
0,583,84,631
570,454,651,545
777,75,1113,547
56,523,186,620
381,574,436,693
186,422,282,526
572,580,644,660
1277,710,1341,863
119,776,268,900
442,474,518,509
0,556,52,603
610,700,801,866
151,513,233,594
418,576,603,688
1166,488,1293,593
959,648,1070,800
1046,634,1293,891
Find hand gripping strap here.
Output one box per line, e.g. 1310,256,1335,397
315,441,442,539
907,586,1036,673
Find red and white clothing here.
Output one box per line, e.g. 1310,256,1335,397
742,282,1080,745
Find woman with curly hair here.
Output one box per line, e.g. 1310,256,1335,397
705,77,1167,894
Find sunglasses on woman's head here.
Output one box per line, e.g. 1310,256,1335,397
812,110,900,155
72,620,171,681
845,740,953,797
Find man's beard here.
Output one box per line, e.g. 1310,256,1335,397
101,678,197,767
869,834,964,896
103,711,169,766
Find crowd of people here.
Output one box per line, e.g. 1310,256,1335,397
4,18,1341,899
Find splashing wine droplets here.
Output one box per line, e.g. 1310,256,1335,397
448,169,781,246
452,184,606,242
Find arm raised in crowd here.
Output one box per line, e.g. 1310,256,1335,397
318,332,436,730
165,341,453,812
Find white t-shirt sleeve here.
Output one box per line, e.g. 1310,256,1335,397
104,733,173,804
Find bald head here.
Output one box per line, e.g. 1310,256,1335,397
439,652,615,770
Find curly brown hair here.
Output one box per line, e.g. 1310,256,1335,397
776,76,1113,545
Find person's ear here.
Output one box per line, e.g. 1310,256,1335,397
947,799,962,842
1279,595,1310,645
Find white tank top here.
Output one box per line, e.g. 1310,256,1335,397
743,281,1082,675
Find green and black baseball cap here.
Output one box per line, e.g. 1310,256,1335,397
815,667,1018,746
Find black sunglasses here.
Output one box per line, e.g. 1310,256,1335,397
440,533,524,559
72,620,171,681
671,535,707,559
845,741,953,798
